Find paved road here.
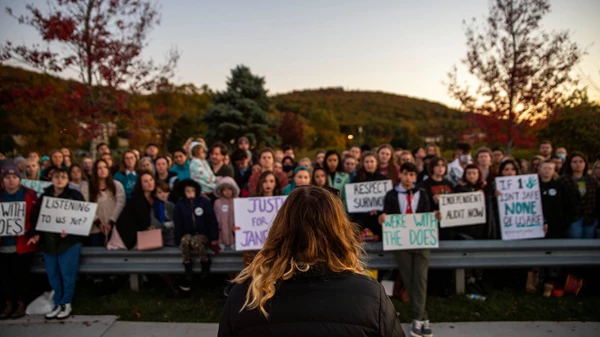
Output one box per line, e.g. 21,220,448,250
1,316,599,337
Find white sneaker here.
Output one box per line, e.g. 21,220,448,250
421,320,433,337
56,303,72,320
45,305,63,319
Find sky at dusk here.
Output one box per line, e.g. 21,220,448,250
1,0,598,107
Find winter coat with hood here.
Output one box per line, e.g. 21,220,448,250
213,177,240,246
173,179,219,245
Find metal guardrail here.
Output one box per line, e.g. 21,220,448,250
31,239,600,292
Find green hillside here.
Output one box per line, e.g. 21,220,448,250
272,87,467,148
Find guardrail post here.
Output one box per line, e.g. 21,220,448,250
455,269,465,294
130,274,140,292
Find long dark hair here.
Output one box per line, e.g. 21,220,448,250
498,159,521,176
89,159,117,202
563,151,589,177
324,150,344,174
311,167,329,187
133,170,156,198
356,151,379,182
256,170,282,197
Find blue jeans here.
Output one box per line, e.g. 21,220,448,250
44,243,82,305
567,218,598,239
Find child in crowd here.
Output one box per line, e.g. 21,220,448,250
214,177,240,251
282,166,311,195
380,163,435,337
173,179,220,292
0,164,38,319
152,181,176,247
31,168,86,320
189,144,217,194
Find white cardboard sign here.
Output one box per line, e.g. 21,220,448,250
383,212,439,251
234,196,287,251
439,191,486,228
495,174,545,240
35,197,97,236
345,180,393,213
0,202,26,236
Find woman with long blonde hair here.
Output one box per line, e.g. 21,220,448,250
218,185,404,337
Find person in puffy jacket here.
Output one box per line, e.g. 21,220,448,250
218,185,404,337
173,179,219,291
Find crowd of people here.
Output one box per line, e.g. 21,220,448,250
0,138,598,335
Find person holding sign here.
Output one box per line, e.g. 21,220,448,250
29,168,86,320
379,163,436,337
219,186,404,337
0,164,38,319
453,164,487,240
559,152,598,239
351,152,388,241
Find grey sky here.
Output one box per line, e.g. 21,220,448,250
1,0,598,107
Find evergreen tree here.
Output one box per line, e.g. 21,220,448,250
202,65,279,147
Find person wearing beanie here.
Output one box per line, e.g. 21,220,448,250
282,166,311,196
0,164,39,319
213,177,240,250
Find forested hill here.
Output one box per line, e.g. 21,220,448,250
272,88,468,148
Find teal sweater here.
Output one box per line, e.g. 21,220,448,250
114,171,138,199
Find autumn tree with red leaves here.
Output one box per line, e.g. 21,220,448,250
447,0,583,153
1,0,178,155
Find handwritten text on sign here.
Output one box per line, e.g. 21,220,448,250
21,179,53,196
439,191,486,228
233,196,287,251
0,202,26,236
35,197,97,236
383,213,439,251
495,174,544,240
345,180,393,213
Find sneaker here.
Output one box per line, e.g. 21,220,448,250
421,320,433,337
56,303,72,320
45,305,64,320
410,319,423,337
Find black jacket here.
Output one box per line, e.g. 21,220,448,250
383,186,432,215
115,193,153,249
218,270,404,337
32,185,86,254
539,179,569,238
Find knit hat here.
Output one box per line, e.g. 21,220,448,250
214,176,240,198
1,163,22,180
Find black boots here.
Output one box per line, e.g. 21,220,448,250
200,260,212,280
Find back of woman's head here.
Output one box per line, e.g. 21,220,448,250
234,185,364,317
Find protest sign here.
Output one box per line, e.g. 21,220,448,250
345,180,393,213
383,212,439,251
234,196,287,251
439,191,486,228
21,179,52,196
35,197,97,236
495,174,545,240
0,202,26,236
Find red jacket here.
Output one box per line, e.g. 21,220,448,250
0,186,39,254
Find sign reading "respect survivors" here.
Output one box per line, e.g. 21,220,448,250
344,180,393,213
